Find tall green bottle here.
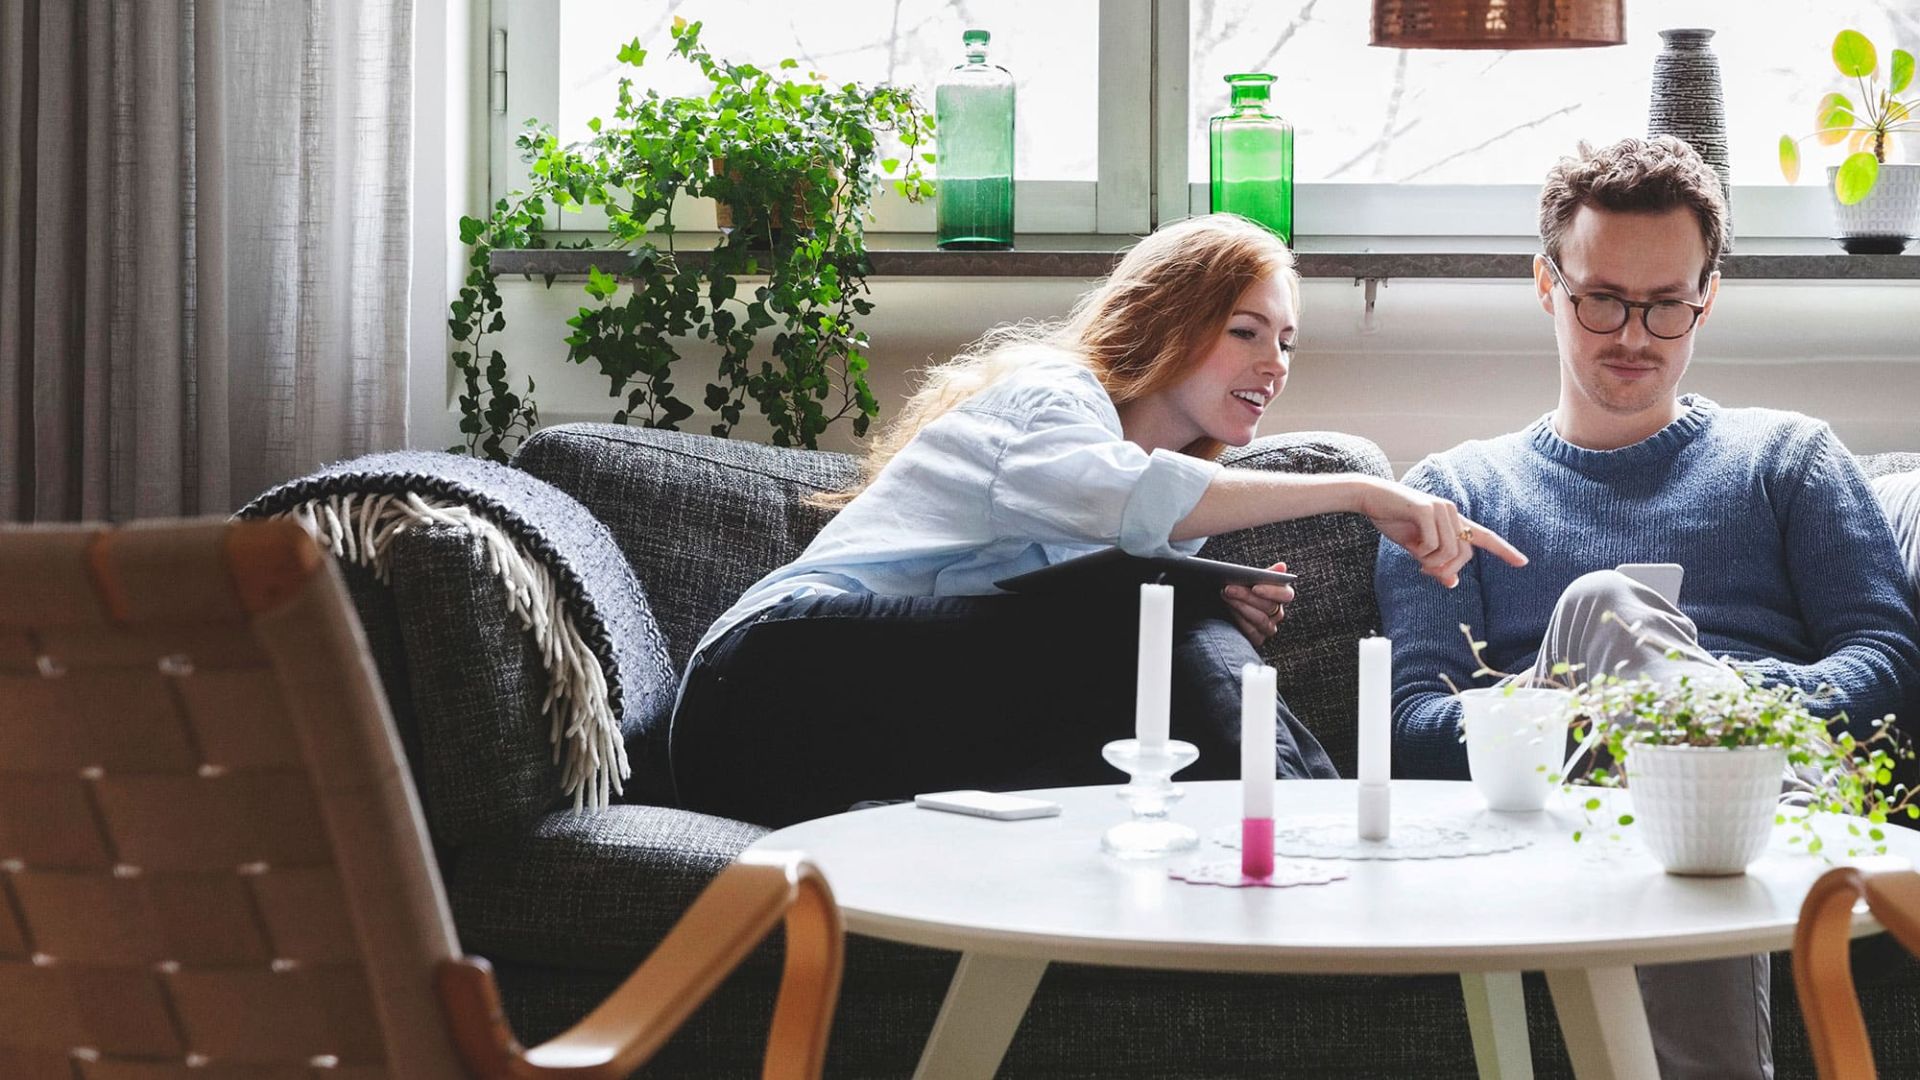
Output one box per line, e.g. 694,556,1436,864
936,29,1015,250
1209,73,1294,244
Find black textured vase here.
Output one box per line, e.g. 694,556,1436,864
1649,27,1732,248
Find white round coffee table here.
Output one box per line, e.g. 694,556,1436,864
747,779,1916,1080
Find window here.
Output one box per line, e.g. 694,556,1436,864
493,0,1144,234
492,1,1920,241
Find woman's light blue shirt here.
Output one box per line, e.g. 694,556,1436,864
688,351,1223,662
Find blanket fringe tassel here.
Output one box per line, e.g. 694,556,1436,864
279,492,628,811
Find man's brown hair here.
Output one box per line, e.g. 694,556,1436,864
1539,136,1727,290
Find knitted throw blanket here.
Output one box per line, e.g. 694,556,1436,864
238,451,673,811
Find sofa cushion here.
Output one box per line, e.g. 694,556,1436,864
447,803,772,973
1860,451,1920,481
1872,469,1920,593
1205,432,1394,775
516,426,858,676
519,424,1394,775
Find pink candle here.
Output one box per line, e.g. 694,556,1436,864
1241,662,1276,879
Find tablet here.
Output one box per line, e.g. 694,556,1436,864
994,547,1298,594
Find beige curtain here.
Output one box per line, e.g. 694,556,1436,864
0,0,412,522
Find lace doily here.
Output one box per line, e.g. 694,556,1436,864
1211,814,1534,861
1169,859,1351,888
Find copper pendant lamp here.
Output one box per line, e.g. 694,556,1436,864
1371,0,1625,49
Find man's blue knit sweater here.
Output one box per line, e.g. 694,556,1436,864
1376,395,1920,779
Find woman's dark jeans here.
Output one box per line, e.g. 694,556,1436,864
670,589,1337,827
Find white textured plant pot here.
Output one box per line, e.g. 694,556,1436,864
1829,163,1920,253
1626,744,1785,875
1459,687,1573,811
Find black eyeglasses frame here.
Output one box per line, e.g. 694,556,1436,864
1540,254,1708,341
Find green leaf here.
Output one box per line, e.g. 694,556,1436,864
1833,29,1877,79
586,264,619,300
1617,814,1634,826
616,39,646,66
1835,151,1880,204
880,157,900,174
1894,49,1915,94
1816,92,1856,145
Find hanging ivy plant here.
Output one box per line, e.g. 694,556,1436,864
451,18,932,461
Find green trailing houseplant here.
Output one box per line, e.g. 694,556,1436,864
1452,620,1915,858
1778,28,1917,204
451,17,934,461
1560,667,1915,857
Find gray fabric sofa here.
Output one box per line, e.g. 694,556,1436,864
317,424,1920,1078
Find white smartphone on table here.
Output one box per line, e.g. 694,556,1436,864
914,790,1063,821
1615,563,1684,606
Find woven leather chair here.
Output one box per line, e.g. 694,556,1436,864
0,519,842,1079
1794,865,1920,1079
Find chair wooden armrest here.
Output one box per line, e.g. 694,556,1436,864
1793,865,1920,1080
438,850,844,1080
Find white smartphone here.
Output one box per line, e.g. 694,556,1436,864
914,790,1063,821
1615,563,1684,606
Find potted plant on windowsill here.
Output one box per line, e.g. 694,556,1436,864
450,17,933,462
1778,28,1920,254
1563,668,1915,875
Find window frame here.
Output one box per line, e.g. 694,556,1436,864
489,0,1847,244
490,0,1149,236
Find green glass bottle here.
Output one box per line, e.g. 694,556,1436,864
1209,73,1294,244
936,29,1015,250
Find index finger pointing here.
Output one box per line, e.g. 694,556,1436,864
1465,520,1528,567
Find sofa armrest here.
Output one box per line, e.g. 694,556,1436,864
330,520,682,852
383,523,570,846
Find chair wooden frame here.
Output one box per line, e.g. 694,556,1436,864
0,519,844,1079
1793,866,1920,1079
438,851,844,1080
235,518,849,1079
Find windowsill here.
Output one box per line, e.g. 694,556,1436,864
488,236,1920,281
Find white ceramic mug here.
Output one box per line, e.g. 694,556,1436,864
1458,687,1574,812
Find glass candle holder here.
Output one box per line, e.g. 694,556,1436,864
1099,738,1201,858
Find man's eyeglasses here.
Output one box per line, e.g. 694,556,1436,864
1540,254,1707,340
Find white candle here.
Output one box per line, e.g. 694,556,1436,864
1358,636,1392,786
1135,583,1173,749
1241,662,1276,818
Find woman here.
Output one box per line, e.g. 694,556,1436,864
671,215,1523,827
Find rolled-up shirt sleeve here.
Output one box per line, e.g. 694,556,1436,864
985,400,1222,556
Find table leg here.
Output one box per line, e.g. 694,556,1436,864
1461,971,1534,1079
912,953,1049,1080
1544,966,1659,1080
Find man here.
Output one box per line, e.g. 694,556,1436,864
1375,136,1920,1079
